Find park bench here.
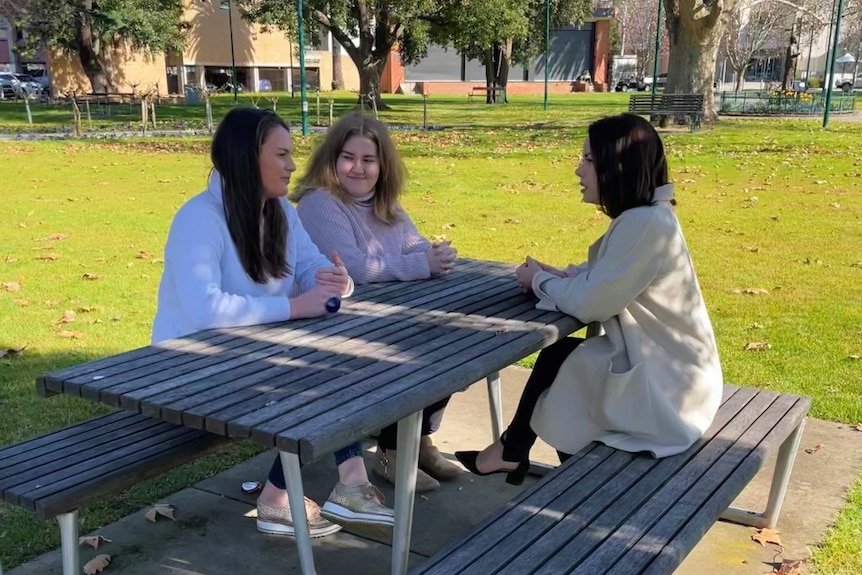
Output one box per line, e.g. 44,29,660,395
628,93,705,131
411,384,810,575
468,85,506,103
0,410,228,575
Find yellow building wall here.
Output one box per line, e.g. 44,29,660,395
46,1,362,96
181,1,359,92
50,48,167,95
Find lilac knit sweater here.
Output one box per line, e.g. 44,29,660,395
295,189,432,285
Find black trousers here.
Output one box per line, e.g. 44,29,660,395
502,337,584,462
376,396,451,451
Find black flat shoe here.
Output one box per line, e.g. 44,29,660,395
454,451,530,486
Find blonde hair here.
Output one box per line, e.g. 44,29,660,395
291,112,407,224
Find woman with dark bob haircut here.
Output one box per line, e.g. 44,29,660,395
456,113,724,483
152,108,394,541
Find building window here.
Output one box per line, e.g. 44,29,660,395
258,67,287,92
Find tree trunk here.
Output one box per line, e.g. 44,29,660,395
74,3,113,93
734,67,745,91
664,1,725,124
332,41,344,90
482,42,511,104
357,55,388,110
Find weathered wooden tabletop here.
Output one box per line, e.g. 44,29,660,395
39,259,583,464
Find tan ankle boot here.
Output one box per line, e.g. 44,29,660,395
418,436,464,481
372,448,440,492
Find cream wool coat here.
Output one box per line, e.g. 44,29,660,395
530,185,723,458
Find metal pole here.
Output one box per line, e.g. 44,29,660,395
824,0,846,127
543,0,550,110
651,0,663,97
296,0,309,135
227,0,238,105
822,0,838,93
805,25,814,85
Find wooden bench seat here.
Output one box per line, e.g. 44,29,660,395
0,410,227,575
628,93,705,131
468,85,506,103
411,385,810,575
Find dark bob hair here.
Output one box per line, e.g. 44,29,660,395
211,107,291,283
587,113,669,219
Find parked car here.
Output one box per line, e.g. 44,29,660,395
27,69,51,92
642,73,667,89
0,73,21,99
835,73,862,93
615,75,648,92
13,74,43,97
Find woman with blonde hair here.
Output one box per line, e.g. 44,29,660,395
292,112,461,493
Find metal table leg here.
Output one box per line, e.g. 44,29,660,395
486,371,503,442
280,451,317,575
391,410,422,575
57,510,79,575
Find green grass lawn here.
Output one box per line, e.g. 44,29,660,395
0,97,860,572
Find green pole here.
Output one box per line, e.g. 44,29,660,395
543,0,550,110
651,0,663,97
823,0,845,127
218,0,238,105
296,0,309,136
822,0,838,93
227,0,238,105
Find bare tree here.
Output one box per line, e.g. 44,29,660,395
723,0,787,91
616,0,669,76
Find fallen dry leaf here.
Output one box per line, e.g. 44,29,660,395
745,341,772,352
14,298,29,307
752,527,783,548
805,443,824,454
58,330,83,339
77,305,100,313
37,253,61,261
151,258,164,264
848,355,860,361
4,256,18,264
60,310,76,323
83,554,111,574
772,558,806,575
79,535,112,550
82,273,100,281
43,300,59,308
0,346,26,359
441,223,455,230
136,251,151,259
853,424,862,432
3,281,21,292
733,288,769,295
145,503,176,522
47,233,68,240
829,202,841,209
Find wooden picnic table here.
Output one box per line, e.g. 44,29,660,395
39,258,583,575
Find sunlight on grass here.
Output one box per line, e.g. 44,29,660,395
0,102,860,571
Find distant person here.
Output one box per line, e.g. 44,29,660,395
291,112,461,492
151,107,393,539
455,113,724,483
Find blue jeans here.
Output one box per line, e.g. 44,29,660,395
266,441,364,490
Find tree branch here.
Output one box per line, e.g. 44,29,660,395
312,8,359,62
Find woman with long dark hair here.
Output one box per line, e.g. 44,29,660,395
456,113,724,482
152,108,393,539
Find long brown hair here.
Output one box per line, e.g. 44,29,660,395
290,112,406,224
211,108,291,283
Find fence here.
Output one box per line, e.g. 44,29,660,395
718,91,857,116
